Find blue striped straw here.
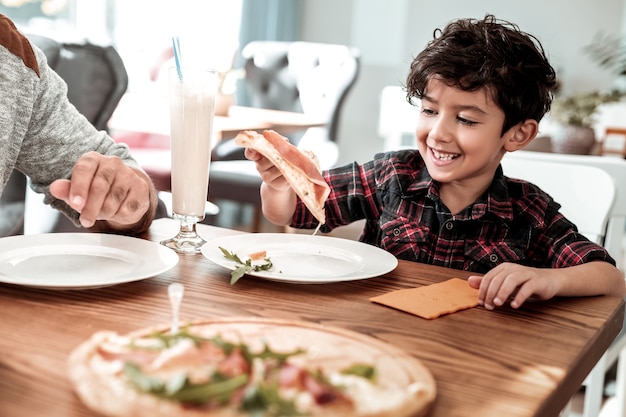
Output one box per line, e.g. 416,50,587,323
172,36,182,81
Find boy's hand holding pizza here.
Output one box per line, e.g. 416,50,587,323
246,144,297,227
245,146,293,192
238,130,330,227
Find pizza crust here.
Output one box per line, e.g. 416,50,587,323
68,318,436,417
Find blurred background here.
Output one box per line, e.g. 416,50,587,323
2,0,624,166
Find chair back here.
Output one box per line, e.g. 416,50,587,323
504,151,626,270
241,40,360,144
501,152,617,253
53,41,129,131
27,35,129,131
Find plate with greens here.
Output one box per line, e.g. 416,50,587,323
202,233,398,284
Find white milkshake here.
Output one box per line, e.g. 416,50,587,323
161,67,218,254
169,67,217,218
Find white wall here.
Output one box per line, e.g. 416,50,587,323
300,0,626,164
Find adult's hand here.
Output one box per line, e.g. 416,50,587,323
49,151,157,234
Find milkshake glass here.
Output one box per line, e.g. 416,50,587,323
161,67,217,253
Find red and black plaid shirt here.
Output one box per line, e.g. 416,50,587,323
292,150,615,273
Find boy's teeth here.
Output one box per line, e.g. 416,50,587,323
432,149,459,161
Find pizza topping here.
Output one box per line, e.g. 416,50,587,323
217,348,249,377
219,246,274,284
248,250,267,261
123,361,249,406
340,363,377,381
69,320,436,417
97,327,376,416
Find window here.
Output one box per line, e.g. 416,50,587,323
111,0,243,92
1,0,243,92
0,0,75,37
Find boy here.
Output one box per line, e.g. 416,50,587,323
245,15,625,310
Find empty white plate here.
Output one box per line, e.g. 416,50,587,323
0,233,179,289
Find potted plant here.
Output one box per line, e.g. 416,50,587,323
548,89,625,154
584,33,626,79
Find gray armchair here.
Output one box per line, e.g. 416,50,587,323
208,41,360,231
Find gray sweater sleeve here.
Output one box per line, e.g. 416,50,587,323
0,41,141,225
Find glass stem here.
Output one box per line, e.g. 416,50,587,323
161,215,206,254
178,220,198,238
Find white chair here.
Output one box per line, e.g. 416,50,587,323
505,151,626,270
378,85,419,151
502,151,626,417
501,153,615,245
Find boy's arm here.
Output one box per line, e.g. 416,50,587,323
546,261,625,298
260,181,297,226
468,261,625,310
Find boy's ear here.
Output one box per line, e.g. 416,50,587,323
503,119,538,152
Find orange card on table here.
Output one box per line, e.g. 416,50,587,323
370,278,479,319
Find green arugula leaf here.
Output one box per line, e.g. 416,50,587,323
230,264,250,285
123,362,163,392
123,362,248,405
241,382,303,416
340,363,378,382
219,246,245,264
250,343,306,362
218,246,273,285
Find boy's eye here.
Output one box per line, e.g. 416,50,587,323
457,116,478,126
421,108,436,116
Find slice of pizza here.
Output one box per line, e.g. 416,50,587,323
235,130,331,225
68,318,435,417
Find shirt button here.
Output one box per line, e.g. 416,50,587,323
393,228,401,236
445,222,454,230
489,253,499,263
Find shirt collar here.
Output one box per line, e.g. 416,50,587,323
473,165,515,221
406,163,516,221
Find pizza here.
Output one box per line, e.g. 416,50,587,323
235,130,331,225
68,317,436,417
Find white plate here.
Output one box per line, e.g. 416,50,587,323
202,233,398,283
0,233,179,290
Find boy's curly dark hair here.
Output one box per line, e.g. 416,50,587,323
406,14,558,134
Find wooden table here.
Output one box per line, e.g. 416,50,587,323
0,218,623,417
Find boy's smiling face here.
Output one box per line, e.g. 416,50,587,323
415,78,535,212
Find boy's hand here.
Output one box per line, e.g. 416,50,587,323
244,148,292,191
244,147,297,226
467,263,558,310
